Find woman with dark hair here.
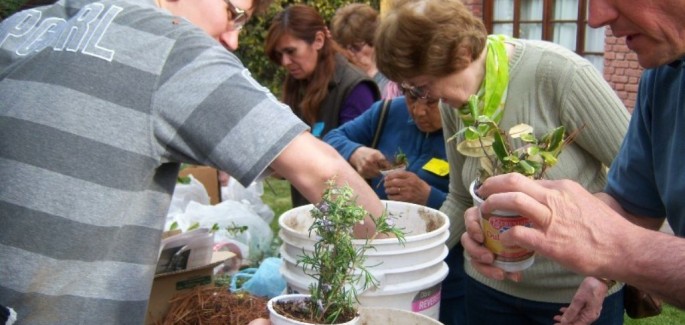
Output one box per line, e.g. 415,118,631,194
265,4,380,207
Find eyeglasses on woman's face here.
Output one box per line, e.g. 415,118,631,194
224,0,248,31
401,82,433,101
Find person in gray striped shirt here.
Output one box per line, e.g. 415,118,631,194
0,0,386,323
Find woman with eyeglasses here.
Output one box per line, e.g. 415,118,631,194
324,90,447,210
375,0,630,325
265,4,381,208
330,3,400,99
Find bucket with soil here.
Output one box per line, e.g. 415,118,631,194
278,200,450,320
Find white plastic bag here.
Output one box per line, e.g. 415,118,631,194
222,178,275,225
169,200,273,263
167,175,210,217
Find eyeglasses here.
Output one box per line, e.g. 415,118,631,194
224,0,248,31
346,42,366,53
401,82,432,101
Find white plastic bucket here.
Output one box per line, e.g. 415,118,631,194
278,200,450,320
359,307,443,324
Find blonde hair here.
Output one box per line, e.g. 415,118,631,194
375,0,486,82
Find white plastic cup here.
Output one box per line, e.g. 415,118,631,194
469,181,534,272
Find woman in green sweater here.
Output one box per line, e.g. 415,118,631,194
375,0,629,324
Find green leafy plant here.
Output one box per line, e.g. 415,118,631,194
391,148,408,168
378,148,408,176
168,221,247,235
274,179,405,324
451,95,573,184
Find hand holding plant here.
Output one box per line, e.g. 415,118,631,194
450,94,576,272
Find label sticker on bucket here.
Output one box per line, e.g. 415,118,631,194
411,284,441,312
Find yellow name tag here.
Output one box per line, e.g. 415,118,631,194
422,158,449,176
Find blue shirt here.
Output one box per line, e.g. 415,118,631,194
324,96,448,209
605,58,685,235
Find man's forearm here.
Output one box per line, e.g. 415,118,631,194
612,227,685,308
590,193,680,305
271,132,383,236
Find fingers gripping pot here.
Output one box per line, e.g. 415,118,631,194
469,181,534,272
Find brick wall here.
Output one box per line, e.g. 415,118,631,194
603,28,642,113
464,0,483,18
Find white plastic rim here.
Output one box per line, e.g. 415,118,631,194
280,231,449,270
283,262,449,297
280,227,449,257
278,200,450,248
494,255,535,272
379,165,406,176
267,294,360,325
279,244,448,288
359,307,443,325
282,263,449,320
469,180,519,216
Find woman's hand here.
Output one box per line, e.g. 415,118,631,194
384,170,430,205
349,147,390,179
461,206,522,282
553,277,609,325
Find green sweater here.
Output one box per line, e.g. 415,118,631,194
439,39,630,303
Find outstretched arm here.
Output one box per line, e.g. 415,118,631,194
270,132,383,238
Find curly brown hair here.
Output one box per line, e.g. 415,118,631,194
374,0,487,83
330,3,379,48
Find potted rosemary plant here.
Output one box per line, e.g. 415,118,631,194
268,179,405,324
451,94,571,271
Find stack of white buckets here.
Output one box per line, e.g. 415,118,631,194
278,200,450,320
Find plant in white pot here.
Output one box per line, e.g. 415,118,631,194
451,94,574,272
268,179,405,325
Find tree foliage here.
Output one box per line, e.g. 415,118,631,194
1,0,27,20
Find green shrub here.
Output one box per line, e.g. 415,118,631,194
1,0,26,20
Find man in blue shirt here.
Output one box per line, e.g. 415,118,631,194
461,0,685,312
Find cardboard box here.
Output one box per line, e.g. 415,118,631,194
178,165,221,205
145,251,236,325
